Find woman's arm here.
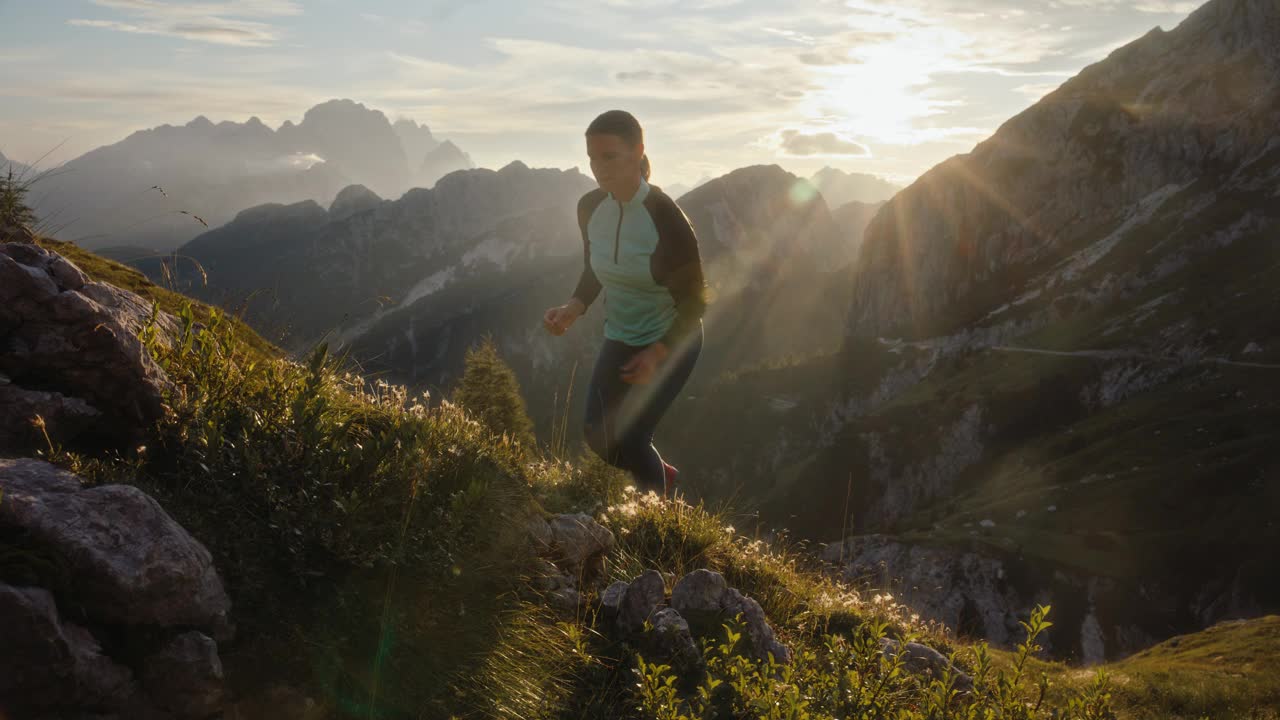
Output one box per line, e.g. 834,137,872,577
571,189,607,308
649,194,707,350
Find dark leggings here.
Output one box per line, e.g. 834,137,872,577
583,327,702,494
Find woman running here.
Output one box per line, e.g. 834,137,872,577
542,109,707,499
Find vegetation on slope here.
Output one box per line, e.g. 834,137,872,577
22,242,1277,719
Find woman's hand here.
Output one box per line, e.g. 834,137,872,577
543,299,585,336
620,342,669,384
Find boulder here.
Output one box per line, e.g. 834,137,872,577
0,243,176,450
721,587,791,664
650,608,705,679
617,570,665,634
544,513,615,582
880,638,974,691
671,569,728,624
0,457,231,630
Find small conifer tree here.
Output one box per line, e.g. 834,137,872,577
453,335,537,451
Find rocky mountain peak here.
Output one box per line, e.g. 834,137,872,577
847,0,1280,339
329,184,383,220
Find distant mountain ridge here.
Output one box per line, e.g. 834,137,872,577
809,167,901,206
31,99,473,251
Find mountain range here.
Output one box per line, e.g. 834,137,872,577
27,99,474,252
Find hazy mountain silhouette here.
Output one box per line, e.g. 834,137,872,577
30,100,473,251
809,167,901,206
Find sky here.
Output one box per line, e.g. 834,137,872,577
0,0,1202,188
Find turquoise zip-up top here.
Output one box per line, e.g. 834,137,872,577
571,178,707,348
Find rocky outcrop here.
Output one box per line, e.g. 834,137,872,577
0,458,232,718
605,568,791,679
0,242,176,451
525,512,617,616
823,535,1029,649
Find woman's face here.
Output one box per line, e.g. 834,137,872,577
587,133,644,195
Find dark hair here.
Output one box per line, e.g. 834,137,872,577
586,109,651,181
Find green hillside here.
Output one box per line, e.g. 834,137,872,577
21,241,1276,719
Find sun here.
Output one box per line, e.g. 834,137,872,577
803,32,962,146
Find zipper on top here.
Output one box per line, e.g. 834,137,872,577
613,199,624,263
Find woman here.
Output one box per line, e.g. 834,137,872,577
542,110,707,499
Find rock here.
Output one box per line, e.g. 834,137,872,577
617,570,665,634
720,587,791,664
142,631,225,719
0,457,232,630
600,580,629,616
672,569,728,614
823,535,1024,647
880,638,973,691
650,608,705,679
545,513,615,583
671,569,728,633
0,583,136,712
0,243,176,450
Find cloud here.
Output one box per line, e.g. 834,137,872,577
769,129,872,158
615,71,678,84
68,0,302,46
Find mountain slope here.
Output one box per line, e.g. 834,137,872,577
146,162,594,346
660,0,1280,662
10,240,1279,720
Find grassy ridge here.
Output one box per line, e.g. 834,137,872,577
36,240,1280,718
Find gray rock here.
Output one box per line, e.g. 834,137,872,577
545,513,615,583
601,580,629,614
823,535,1024,647
721,587,791,664
0,243,176,450
0,458,231,630
0,583,135,711
880,638,973,691
142,632,225,719
650,608,705,678
617,570,665,634
671,569,728,616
